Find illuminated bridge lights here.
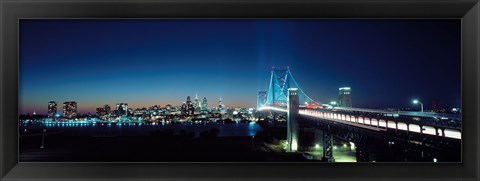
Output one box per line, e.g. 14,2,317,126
258,106,288,113
258,68,461,144
259,106,461,140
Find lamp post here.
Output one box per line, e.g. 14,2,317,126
40,129,46,149
412,99,424,112
251,136,255,151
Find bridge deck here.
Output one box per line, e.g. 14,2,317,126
333,107,461,120
258,105,461,140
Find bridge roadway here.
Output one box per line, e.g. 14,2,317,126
258,106,461,140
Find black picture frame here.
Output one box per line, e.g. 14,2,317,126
1,0,479,180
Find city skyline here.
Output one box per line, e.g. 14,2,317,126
27,95,228,115
20,19,461,114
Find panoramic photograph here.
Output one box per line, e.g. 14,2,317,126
19,19,461,162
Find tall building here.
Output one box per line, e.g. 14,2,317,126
201,97,208,111
186,96,192,105
104,104,111,115
63,101,77,119
181,102,188,115
338,87,352,107
186,96,194,115
218,98,225,114
194,93,200,111
47,101,57,119
116,103,128,116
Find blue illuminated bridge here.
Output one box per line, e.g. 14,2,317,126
256,67,461,162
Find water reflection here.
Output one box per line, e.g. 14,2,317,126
24,122,263,138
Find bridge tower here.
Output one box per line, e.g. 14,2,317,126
265,66,317,107
257,90,267,109
287,88,299,152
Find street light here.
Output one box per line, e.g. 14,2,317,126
40,129,46,149
251,136,255,151
412,99,424,112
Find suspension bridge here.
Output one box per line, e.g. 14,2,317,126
256,67,461,162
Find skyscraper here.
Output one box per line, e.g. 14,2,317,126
186,96,194,115
218,98,225,114
186,96,192,105
63,101,77,119
47,101,57,119
181,102,188,115
338,87,352,107
194,93,200,111
104,104,111,115
201,97,208,111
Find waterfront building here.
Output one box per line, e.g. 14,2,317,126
63,101,77,119
96,107,105,116
47,101,57,119
96,104,111,117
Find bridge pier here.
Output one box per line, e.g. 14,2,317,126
286,88,299,152
321,125,335,162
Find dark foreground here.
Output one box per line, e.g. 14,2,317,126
20,128,306,162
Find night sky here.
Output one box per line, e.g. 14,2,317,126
19,19,461,114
